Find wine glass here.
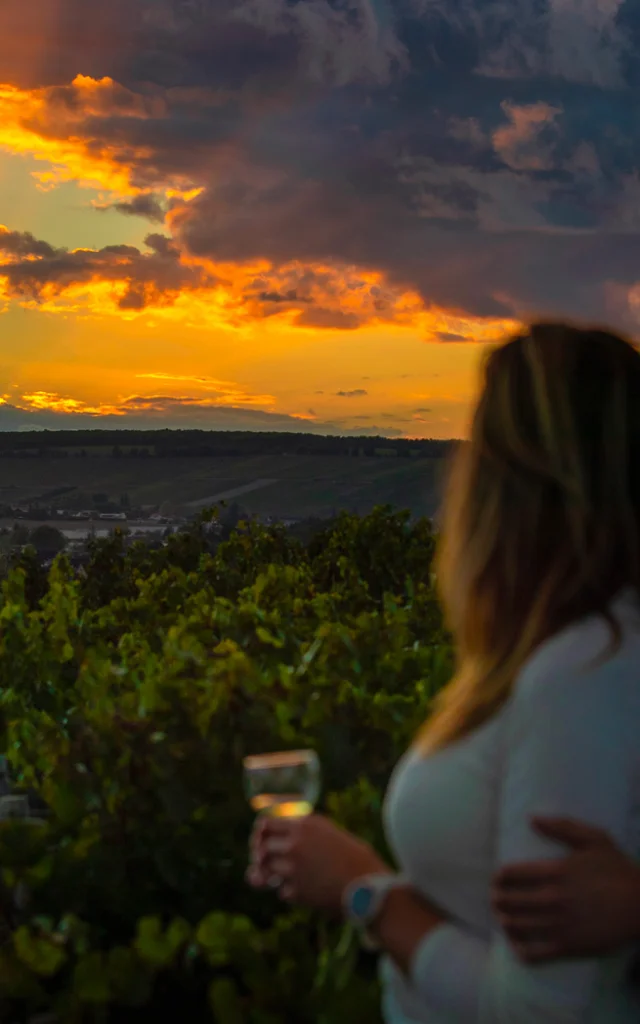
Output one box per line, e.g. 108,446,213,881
243,749,321,818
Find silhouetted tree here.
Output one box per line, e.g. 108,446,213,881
29,525,67,558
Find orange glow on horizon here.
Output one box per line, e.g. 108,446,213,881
20,392,126,416
9,388,322,428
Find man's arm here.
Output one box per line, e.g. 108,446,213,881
492,816,640,962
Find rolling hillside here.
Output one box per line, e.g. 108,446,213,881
0,452,447,520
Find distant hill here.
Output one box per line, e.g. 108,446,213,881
0,429,457,520
0,427,456,458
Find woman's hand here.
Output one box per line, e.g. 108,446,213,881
247,813,388,913
492,816,640,962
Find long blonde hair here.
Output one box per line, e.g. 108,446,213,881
420,322,640,754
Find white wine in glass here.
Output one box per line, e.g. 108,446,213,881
243,749,320,818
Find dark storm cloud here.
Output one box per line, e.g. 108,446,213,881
99,194,167,223
0,228,58,260
0,0,405,91
2,0,640,328
258,290,307,304
122,394,240,407
297,308,361,330
0,230,216,308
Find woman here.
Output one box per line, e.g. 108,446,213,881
248,322,640,1022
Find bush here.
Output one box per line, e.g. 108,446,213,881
27,527,67,559
0,507,453,1022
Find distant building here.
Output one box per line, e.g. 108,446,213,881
99,512,127,521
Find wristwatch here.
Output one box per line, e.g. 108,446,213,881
342,873,408,950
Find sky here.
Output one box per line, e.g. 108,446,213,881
0,0,638,439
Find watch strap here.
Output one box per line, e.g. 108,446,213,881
342,873,409,950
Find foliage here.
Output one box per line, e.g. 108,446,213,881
0,507,453,1022
27,527,67,558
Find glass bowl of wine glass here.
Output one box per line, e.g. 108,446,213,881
243,749,321,818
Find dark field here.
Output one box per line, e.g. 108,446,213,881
0,452,445,519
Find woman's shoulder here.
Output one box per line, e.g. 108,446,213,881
513,587,640,711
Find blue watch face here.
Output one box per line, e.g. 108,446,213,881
351,885,374,921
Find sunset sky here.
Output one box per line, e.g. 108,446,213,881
0,1,638,439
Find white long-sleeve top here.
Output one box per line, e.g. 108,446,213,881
382,587,640,1023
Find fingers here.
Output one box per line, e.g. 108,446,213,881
494,860,563,890
250,817,302,856
510,937,565,964
248,852,291,887
246,852,297,899
496,907,563,933
251,836,295,874
493,881,565,956
503,913,560,933
255,835,294,855
492,884,562,915
265,855,295,879
246,868,296,900
246,865,267,888
254,816,305,838
531,816,611,850
494,817,612,897
497,911,567,963
247,815,314,901
248,832,296,885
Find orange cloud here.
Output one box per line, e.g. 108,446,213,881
0,224,517,340
18,369,276,417
2,391,342,435
0,74,522,341
492,101,562,172
19,391,125,416
0,79,139,195
0,75,199,197
132,375,275,407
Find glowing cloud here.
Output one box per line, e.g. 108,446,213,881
0,223,516,339
0,76,198,197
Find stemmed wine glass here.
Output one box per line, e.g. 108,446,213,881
243,749,321,818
